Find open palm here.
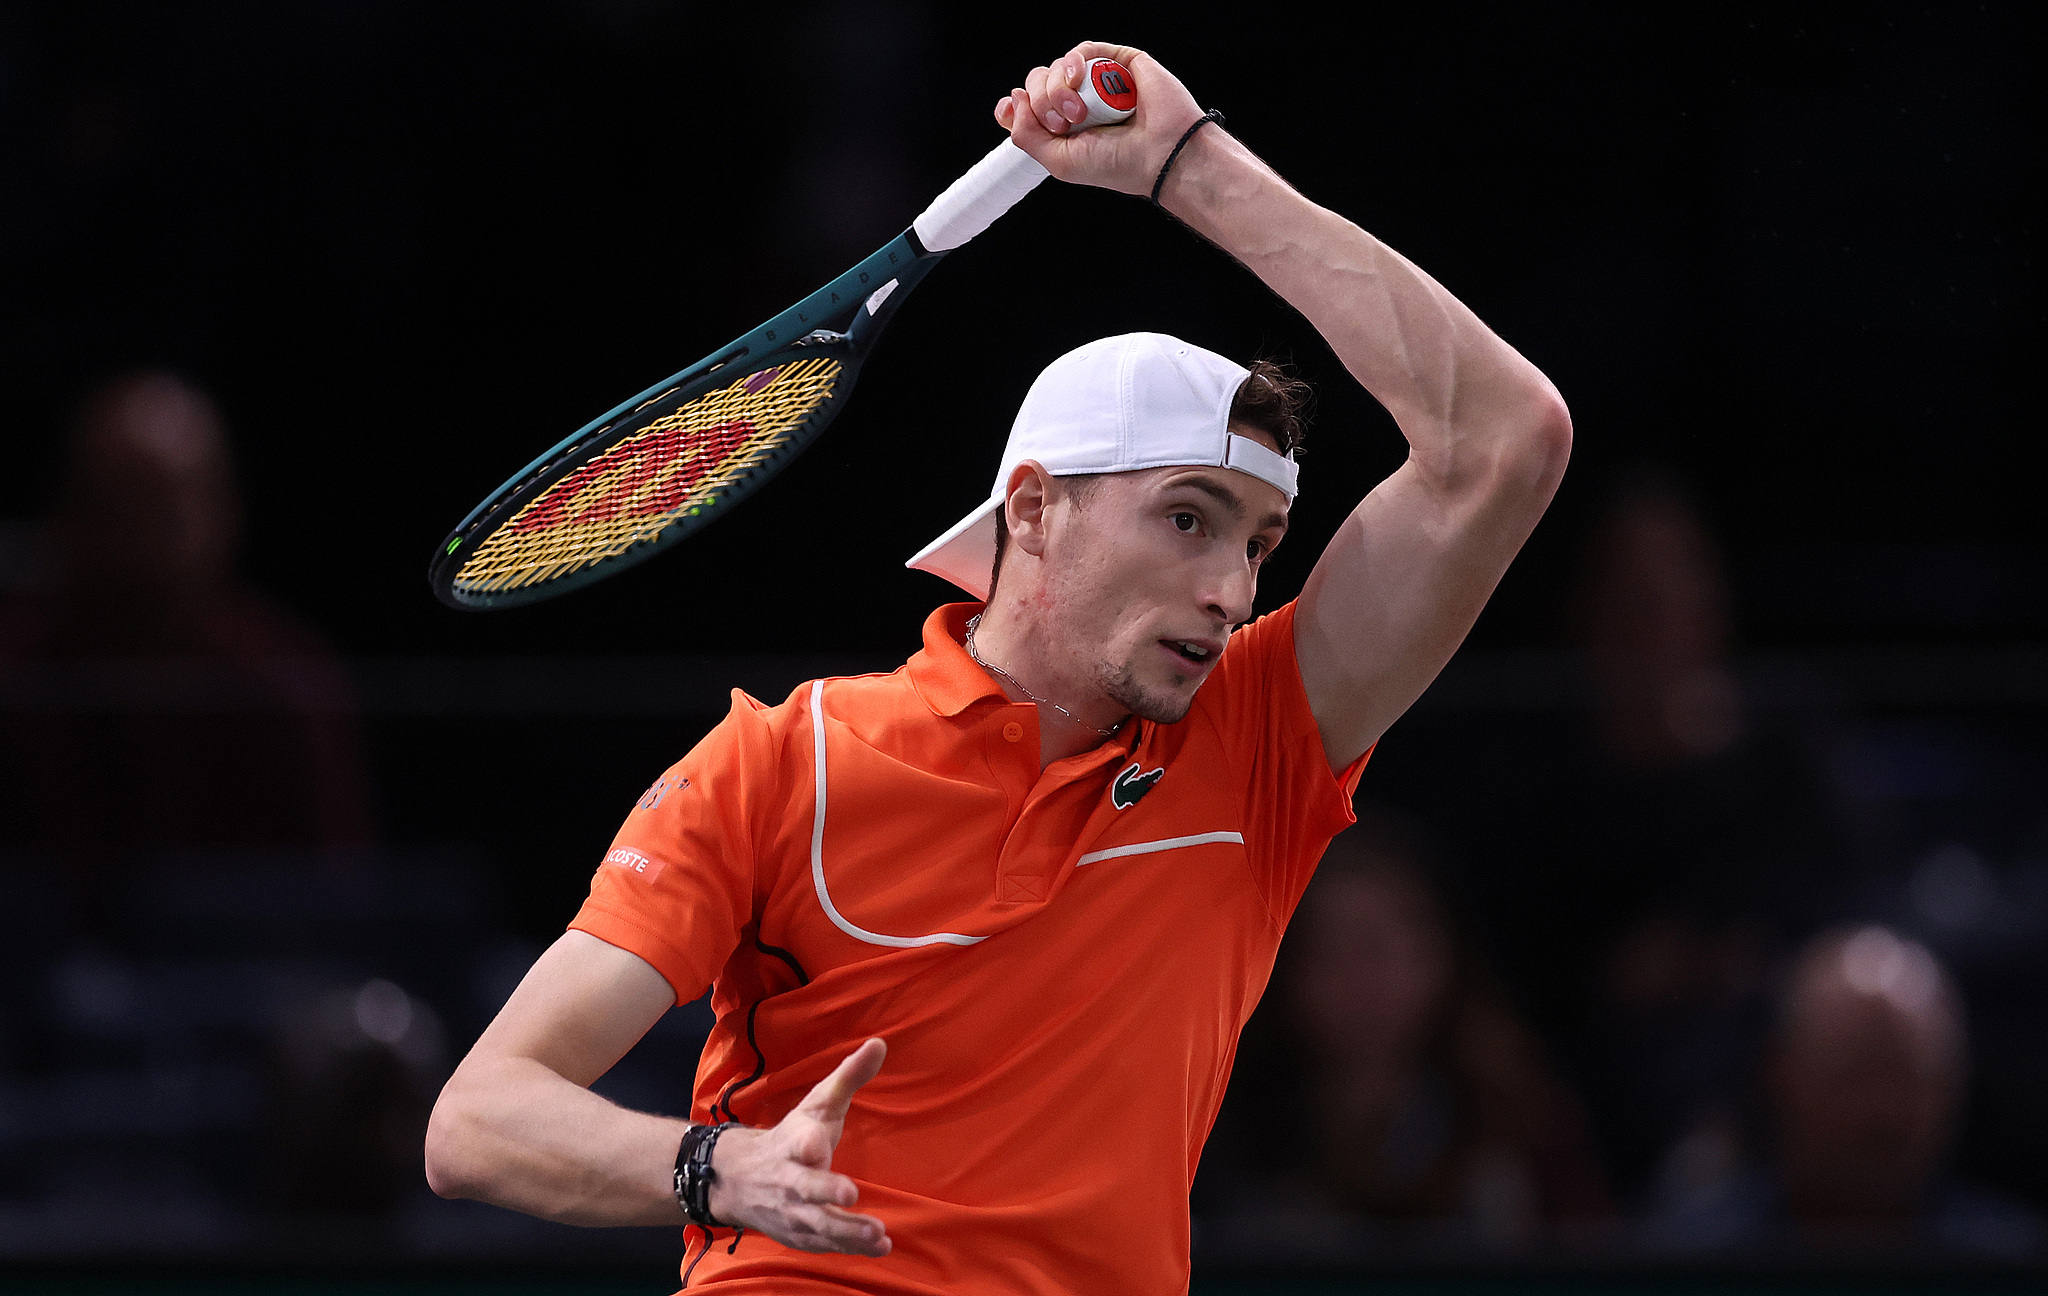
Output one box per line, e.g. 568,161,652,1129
707,1037,891,1256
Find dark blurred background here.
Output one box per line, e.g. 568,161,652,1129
0,0,2041,1288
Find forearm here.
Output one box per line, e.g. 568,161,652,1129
1159,126,1565,482
425,1053,686,1227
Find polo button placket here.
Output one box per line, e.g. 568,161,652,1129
991,706,1059,908
990,728,1136,909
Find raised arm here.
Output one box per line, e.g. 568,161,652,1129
1003,43,1571,767
425,930,890,1254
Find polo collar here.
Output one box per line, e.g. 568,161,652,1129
905,604,1149,755
907,602,1009,718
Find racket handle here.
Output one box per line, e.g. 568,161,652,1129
912,58,1136,253
914,142,1048,252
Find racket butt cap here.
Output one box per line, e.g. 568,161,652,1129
1078,58,1137,127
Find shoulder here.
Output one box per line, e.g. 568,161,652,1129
1188,601,1311,730
804,663,937,747
805,664,918,711
1166,601,1339,797
707,663,924,759
1219,599,1303,680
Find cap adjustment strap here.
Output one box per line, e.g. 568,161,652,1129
1223,432,1299,499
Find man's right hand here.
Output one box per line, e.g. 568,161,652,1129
707,1037,891,1256
426,935,891,1248
994,41,1205,198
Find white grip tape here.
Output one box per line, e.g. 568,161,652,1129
911,140,1049,252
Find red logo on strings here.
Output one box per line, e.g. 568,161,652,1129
510,418,759,533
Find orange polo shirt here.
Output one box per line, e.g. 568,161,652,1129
571,600,1368,1294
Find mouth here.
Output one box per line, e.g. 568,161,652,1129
1159,638,1220,670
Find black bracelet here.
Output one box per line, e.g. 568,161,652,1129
1150,109,1224,205
673,1121,742,1228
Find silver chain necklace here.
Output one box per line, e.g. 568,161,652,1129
964,613,1125,740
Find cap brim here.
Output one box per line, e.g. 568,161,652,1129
905,493,1003,601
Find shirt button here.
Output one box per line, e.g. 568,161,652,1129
1002,722,1024,743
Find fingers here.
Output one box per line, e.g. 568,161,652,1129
1069,40,1145,77
1024,63,1085,135
1023,66,1052,133
791,1204,891,1256
709,1053,894,1258
746,1185,887,1256
792,1037,886,1125
994,59,1079,132
997,85,1064,166
995,46,1138,139
777,1166,886,1254
707,1127,891,1256
820,1204,892,1255
795,1166,859,1209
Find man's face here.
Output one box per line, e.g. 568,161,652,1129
1035,426,1291,724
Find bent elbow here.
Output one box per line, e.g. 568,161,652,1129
423,1097,481,1201
1502,383,1571,498
1529,387,1573,484
1443,382,1571,505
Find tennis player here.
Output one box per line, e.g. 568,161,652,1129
426,39,1571,1293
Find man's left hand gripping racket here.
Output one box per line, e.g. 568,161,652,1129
429,60,1139,610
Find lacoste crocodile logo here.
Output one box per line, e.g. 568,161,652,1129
1111,762,1165,809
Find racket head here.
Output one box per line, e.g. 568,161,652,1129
430,234,936,611
430,343,858,610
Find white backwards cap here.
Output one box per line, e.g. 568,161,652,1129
906,332,1299,600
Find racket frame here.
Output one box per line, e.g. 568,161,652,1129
429,230,943,610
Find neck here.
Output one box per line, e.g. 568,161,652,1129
968,598,1130,768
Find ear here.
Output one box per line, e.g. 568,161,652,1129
1004,460,1055,558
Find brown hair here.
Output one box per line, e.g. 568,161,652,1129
987,360,1311,599
1228,357,1311,456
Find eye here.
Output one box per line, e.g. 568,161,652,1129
1170,512,1198,534
1247,539,1266,562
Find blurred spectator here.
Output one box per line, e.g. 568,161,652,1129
1195,813,1612,1261
1584,470,1742,767
265,977,449,1224
1644,925,2042,1260
1455,471,1849,1203
0,371,383,1251
0,371,370,910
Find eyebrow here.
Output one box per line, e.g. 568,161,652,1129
1172,474,1288,533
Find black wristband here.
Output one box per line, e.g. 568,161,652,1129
1150,109,1224,205
673,1121,742,1228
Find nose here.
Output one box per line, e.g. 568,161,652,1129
1200,551,1258,627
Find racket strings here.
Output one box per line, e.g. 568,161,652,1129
453,358,840,595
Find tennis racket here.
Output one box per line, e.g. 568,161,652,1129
428,59,1139,610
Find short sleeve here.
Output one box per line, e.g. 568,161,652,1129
1196,600,1370,929
567,690,774,1003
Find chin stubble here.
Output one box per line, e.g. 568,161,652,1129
1100,658,1196,726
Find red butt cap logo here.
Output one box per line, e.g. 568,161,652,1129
1091,59,1136,112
